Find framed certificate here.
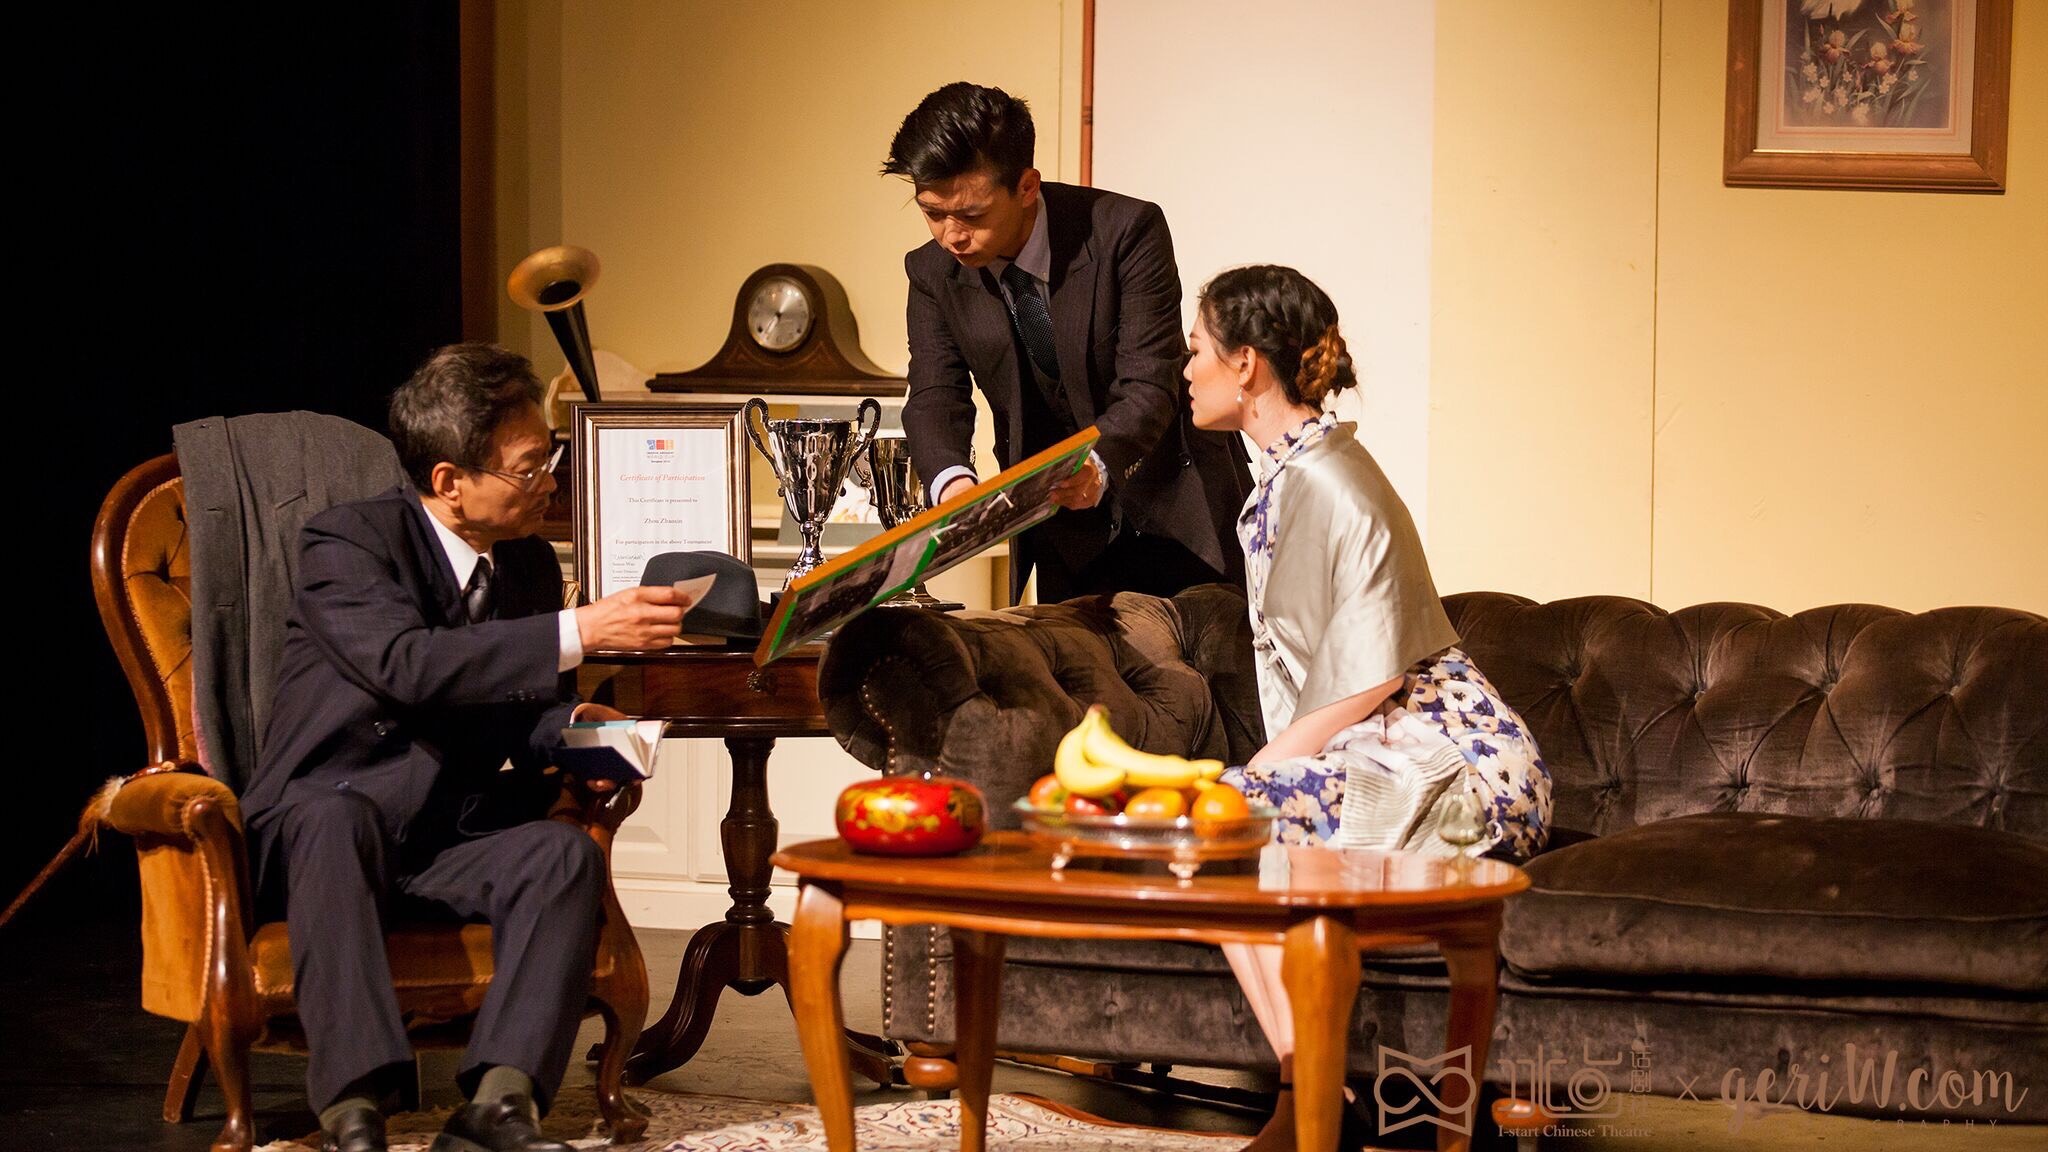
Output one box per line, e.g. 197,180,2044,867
571,402,751,604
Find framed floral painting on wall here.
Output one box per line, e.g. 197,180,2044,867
1725,0,2011,191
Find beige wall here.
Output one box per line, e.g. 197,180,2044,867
1093,0,1438,534
1651,0,2047,613
1433,0,2046,613
496,0,1083,607
1429,0,1661,603
500,0,2045,616
499,0,1078,383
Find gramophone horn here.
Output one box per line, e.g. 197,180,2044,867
507,244,603,403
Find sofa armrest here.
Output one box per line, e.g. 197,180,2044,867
819,590,1257,823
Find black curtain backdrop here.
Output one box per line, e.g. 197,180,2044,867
13,7,465,922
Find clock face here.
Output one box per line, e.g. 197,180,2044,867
746,276,814,353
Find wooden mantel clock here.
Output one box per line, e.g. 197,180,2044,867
650,264,904,397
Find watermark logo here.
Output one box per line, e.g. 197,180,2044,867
1498,1037,1656,1137
1375,1044,1476,1136
1715,1044,2029,1133
1375,1033,2027,1139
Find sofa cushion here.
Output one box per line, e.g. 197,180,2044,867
1502,812,2048,994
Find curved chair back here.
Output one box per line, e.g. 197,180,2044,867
91,454,198,770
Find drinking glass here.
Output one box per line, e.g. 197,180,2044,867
1437,779,1490,855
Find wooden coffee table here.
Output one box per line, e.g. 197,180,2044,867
772,832,1529,1152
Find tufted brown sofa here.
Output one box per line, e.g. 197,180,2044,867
818,587,2048,1124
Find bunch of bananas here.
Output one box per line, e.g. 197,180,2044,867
1053,705,1225,798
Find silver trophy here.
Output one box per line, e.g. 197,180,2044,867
850,433,963,611
744,397,881,589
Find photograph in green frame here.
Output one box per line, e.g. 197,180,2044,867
753,426,1100,664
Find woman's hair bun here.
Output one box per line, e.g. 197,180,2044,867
1196,265,1357,407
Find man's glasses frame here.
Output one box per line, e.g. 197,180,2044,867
470,443,564,493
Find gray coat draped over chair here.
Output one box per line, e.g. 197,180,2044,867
173,411,407,791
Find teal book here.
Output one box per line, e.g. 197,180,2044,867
554,719,665,783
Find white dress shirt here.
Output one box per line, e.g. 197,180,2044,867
421,499,584,673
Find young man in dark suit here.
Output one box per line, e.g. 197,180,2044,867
886,82,1250,604
241,345,690,1152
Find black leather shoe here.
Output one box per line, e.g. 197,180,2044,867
320,1104,387,1152
427,1096,572,1152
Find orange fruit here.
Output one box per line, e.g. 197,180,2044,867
1190,784,1252,837
1124,787,1188,821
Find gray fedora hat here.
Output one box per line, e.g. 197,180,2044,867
637,551,766,641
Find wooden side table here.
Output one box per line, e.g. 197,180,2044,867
773,834,1529,1152
579,647,897,1087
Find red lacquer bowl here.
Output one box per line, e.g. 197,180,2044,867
835,773,987,856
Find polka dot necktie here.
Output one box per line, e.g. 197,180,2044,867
999,262,1061,382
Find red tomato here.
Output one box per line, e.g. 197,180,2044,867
1065,792,1118,817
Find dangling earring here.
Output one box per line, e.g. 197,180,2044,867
1236,387,1245,405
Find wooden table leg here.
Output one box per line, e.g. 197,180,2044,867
718,734,782,993
789,882,857,1152
951,929,1006,1152
624,735,900,1086
1436,910,1503,1152
625,735,782,1081
1283,916,1359,1152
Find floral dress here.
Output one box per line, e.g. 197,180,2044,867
1218,414,1551,859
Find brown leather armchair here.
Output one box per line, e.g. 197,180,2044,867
90,453,650,1152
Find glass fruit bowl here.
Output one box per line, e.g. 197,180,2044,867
1012,798,1278,880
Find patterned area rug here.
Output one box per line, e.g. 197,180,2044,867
257,1086,1243,1151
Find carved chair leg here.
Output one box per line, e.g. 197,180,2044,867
201,1008,257,1152
592,887,651,1141
593,996,651,1140
186,797,260,1152
165,1022,208,1123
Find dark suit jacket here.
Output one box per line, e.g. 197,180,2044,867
900,181,1249,601
243,486,576,888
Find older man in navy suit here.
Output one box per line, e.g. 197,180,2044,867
242,345,689,1152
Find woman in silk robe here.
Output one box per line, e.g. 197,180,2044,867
1183,265,1551,1150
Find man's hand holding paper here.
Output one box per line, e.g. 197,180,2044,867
572,575,715,651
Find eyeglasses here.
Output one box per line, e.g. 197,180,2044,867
470,443,564,493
